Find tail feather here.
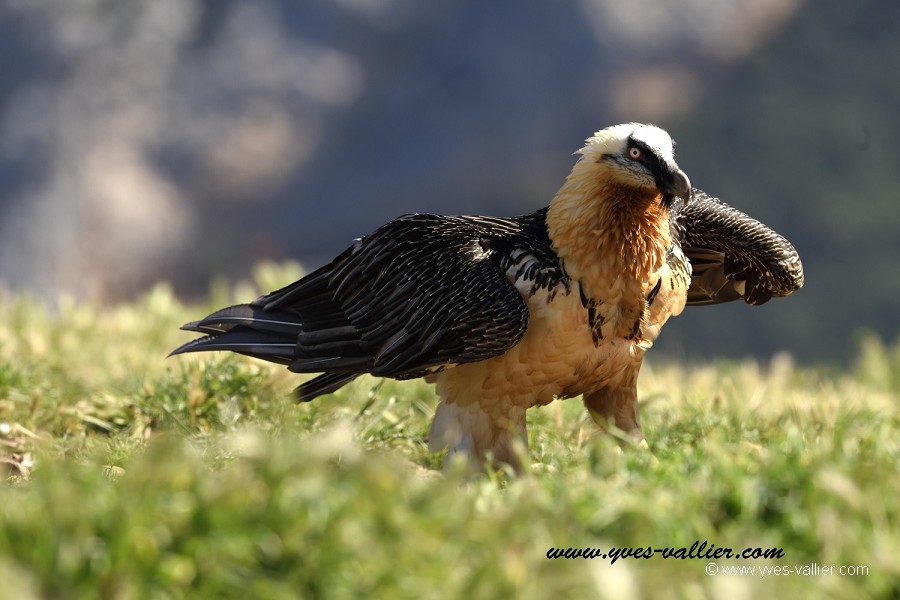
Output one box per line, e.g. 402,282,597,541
169,330,295,355
295,373,360,402
184,304,304,336
169,303,303,365
170,301,373,386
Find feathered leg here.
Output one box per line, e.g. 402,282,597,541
583,386,646,446
428,401,528,471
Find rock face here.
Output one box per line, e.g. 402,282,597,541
0,2,800,300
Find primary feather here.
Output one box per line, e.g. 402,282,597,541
171,123,803,468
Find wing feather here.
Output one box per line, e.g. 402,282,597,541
677,190,804,306
170,212,544,400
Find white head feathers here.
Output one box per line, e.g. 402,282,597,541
578,123,676,164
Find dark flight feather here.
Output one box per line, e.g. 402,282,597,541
673,189,804,306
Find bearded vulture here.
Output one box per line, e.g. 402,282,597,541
171,123,804,468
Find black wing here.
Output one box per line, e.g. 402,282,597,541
170,212,557,400
675,189,804,306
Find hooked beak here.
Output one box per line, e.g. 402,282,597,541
662,166,692,205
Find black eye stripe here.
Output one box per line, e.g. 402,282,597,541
626,138,663,171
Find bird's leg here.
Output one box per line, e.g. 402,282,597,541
429,401,528,472
582,386,648,448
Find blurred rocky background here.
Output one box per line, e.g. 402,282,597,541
0,0,897,364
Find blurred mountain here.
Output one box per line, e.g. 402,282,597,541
4,0,896,364
656,0,900,363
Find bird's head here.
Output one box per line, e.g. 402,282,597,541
575,123,692,207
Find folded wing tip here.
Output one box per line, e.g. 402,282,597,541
179,321,203,332
167,336,212,358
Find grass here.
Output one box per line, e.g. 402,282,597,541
0,263,897,599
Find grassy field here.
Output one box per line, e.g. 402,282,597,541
0,264,897,599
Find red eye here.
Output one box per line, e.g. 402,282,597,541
628,146,642,160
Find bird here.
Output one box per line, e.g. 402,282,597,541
170,123,804,469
